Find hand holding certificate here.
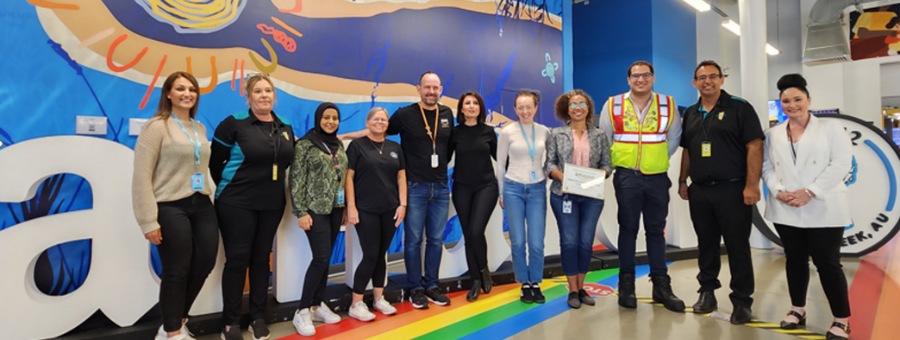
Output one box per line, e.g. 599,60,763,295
561,163,606,199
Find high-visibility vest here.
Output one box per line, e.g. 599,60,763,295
608,93,674,174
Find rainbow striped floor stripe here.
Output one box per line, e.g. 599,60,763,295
276,237,900,339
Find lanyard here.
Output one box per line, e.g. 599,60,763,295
172,116,201,166
419,104,439,154
321,142,342,181
518,122,536,161
698,102,717,142
787,122,798,164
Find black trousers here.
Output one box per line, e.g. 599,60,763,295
156,193,219,332
352,209,397,294
452,182,498,279
299,208,343,309
216,200,283,325
775,223,850,318
688,181,754,307
613,168,670,277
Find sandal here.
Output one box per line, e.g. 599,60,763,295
825,321,850,340
779,310,806,329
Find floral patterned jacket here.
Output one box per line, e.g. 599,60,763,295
289,139,348,216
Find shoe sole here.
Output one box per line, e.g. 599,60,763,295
427,297,449,306
375,308,397,315
311,315,341,324
349,312,375,322
292,321,315,337
250,328,270,340
410,299,429,309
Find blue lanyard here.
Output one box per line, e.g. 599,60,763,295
518,122,536,161
173,116,201,166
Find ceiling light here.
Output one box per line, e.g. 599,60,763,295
722,19,741,36
681,0,711,12
766,44,780,56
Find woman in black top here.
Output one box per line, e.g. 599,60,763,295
345,107,407,321
449,91,498,301
210,73,294,340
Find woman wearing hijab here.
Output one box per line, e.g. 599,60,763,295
289,103,348,336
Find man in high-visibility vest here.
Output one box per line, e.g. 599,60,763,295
598,60,684,312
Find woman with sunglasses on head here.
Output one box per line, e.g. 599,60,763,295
133,71,218,340
763,73,853,340
545,90,611,309
496,89,551,304
289,102,347,336
344,107,407,322
449,91,498,301
210,73,295,340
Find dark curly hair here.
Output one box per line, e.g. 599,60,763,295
554,89,595,125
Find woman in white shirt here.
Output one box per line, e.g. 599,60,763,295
762,74,853,340
496,89,550,304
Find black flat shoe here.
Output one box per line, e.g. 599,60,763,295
467,280,481,301
691,291,717,314
567,292,581,309
825,321,850,340
779,310,806,329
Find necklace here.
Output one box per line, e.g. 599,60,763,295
369,137,385,154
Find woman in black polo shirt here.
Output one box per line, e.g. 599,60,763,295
345,107,407,321
210,73,294,340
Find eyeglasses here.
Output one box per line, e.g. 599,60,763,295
695,74,722,81
629,72,653,80
369,117,388,122
569,102,588,109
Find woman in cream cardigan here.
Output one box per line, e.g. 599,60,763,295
762,74,853,340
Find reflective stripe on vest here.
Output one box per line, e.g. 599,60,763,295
608,93,674,174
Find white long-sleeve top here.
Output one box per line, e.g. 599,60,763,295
496,121,550,193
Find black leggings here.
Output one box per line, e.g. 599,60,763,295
452,182,498,279
156,193,219,332
352,209,397,294
299,208,343,309
216,200,283,325
775,224,850,318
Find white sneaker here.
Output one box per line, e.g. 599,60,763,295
373,297,397,315
157,325,195,340
348,301,376,322
292,308,316,336
312,302,341,324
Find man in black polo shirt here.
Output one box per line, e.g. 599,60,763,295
387,71,454,309
678,60,763,324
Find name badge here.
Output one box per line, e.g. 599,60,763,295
336,189,345,205
530,169,538,181
191,172,204,191
431,154,439,168
562,199,572,214
701,142,711,158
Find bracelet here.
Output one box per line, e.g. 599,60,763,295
678,179,687,184
804,189,815,198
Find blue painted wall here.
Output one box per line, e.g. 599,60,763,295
573,0,696,109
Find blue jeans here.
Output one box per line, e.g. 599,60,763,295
503,179,547,284
404,181,450,291
550,193,604,276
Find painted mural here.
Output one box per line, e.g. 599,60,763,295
849,3,900,60
0,0,562,300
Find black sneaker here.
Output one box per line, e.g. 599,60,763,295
409,289,429,309
531,284,546,304
425,287,451,306
250,318,270,340
520,284,534,303
220,324,242,340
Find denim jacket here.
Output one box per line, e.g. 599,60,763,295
544,125,613,196
289,139,348,216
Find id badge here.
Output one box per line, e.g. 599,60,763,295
562,199,572,214
272,164,278,181
701,142,712,158
336,189,345,205
191,172,204,191
431,154,439,168
530,169,538,181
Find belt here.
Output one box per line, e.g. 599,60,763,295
693,178,742,186
614,167,665,176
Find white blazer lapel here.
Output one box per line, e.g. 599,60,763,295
772,124,802,184
793,115,819,169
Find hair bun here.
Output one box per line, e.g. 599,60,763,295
777,74,807,92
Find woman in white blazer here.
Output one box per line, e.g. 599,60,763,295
762,74,852,340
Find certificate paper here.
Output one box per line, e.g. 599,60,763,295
561,163,606,199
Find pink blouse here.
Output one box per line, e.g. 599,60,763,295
572,129,590,167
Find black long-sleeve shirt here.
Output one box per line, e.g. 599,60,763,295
449,123,497,186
